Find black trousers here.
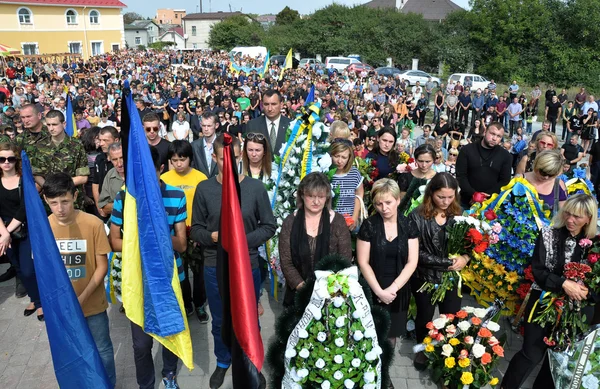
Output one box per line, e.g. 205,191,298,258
411,278,462,343
181,254,207,309
130,321,179,389
459,107,469,125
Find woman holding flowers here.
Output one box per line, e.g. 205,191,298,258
367,128,399,180
397,144,437,215
357,179,418,353
407,173,467,370
279,172,353,307
502,194,598,389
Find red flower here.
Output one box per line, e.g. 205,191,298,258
472,192,488,204
484,209,497,221
343,214,354,227
543,337,556,347
445,313,455,321
474,242,489,253
186,226,192,238
471,317,482,326
467,228,483,244
407,158,415,164
524,266,535,282
516,283,531,299
589,253,599,264
371,160,377,166
554,299,564,309
456,310,468,319
481,352,493,365
426,322,434,330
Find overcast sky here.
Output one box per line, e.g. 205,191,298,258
125,0,470,17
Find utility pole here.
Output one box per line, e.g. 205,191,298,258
199,0,202,13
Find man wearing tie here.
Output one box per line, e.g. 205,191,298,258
245,89,291,159
191,112,219,178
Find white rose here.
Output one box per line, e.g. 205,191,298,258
433,317,448,330
290,367,300,382
299,348,310,358
297,368,309,378
335,316,345,328
318,153,332,169
315,358,326,369
321,380,331,389
486,321,500,332
582,374,599,389
352,310,361,319
364,328,376,338
335,338,345,347
317,332,327,342
334,354,343,364
289,156,299,165
364,384,376,389
472,343,486,358
353,330,364,341
441,344,454,357
406,320,415,332
111,269,117,277
463,306,475,313
313,309,322,320
344,379,355,388
312,123,323,139
372,345,383,355
333,296,344,308
365,351,377,361
457,321,471,332
334,371,344,380
298,328,309,339
294,177,301,185
473,308,487,318
364,371,375,383
351,358,361,368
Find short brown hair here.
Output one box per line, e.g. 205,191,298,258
296,172,331,210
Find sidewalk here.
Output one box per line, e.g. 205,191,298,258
0,262,539,389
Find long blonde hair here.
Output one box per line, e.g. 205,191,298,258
552,194,598,238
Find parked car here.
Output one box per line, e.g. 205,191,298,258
397,70,441,87
447,73,490,91
325,56,361,72
375,67,403,77
299,58,323,69
271,55,299,69
346,63,374,75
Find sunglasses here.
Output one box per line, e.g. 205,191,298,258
332,138,353,147
538,140,554,148
246,132,266,142
539,170,553,178
450,153,458,157
145,127,159,133
0,156,17,164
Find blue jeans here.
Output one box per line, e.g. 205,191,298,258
87,311,116,388
204,265,261,368
6,235,41,308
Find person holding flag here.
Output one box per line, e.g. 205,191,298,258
191,134,276,389
278,48,293,81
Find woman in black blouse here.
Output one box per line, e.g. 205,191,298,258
502,194,598,389
407,173,467,370
357,179,418,350
397,144,437,215
0,143,42,320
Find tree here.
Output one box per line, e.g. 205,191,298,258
275,6,300,26
123,12,144,25
208,15,265,51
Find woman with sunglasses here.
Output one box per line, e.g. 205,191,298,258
515,149,567,215
0,143,43,320
516,131,559,175
445,148,459,177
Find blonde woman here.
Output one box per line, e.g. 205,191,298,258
516,131,559,174
517,149,567,215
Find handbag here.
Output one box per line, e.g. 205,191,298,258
355,195,368,229
162,110,169,121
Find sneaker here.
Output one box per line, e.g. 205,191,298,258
15,277,27,298
185,304,194,317
161,372,179,389
196,306,209,323
209,366,228,389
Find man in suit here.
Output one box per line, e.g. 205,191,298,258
190,106,203,141
244,89,291,158
191,112,219,178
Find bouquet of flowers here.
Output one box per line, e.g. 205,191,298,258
394,156,416,175
560,167,595,197
282,266,383,389
531,262,592,351
267,103,331,291
355,157,378,211
105,252,122,303
415,302,506,389
548,325,600,389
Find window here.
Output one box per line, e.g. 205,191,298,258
69,42,81,54
135,37,141,45
191,26,196,36
18,8,31,24
474,76,482,82
22,43,38,55
91,41,103,56
111,44,119,52
175,14,178,19
89,10,99,24
66,9,78,24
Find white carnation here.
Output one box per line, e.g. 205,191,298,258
352,310,361,319
299,348,310,358
333,296,344,308
344,379,355,388
111,269,117,277
473,308,487,318
297,368,309,378
312,123,323,139
457,321,471,332
463,306,475,313
335,316,345,328
318,153,332,170
365,351,377,361
472,343,486,358
334,354,343,364
582,374,599,389
433,317,448,330
298,328,308,339
317,332,327,342
364,371,375,383
351,358,361,368
486,321,500,332
441,344,454,357
315,358,326,369
321,380,331,389
353,330,364,341
364,328,376,338
372,345,383,355
364,384,376,389
335,338,345,347
334,371,344,380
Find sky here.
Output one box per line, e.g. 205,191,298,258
125,0,470,17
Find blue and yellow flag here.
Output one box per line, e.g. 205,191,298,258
65,95,77,137
120,83,193,369
21,151,111,389
279,48,293,81
261,51,270,79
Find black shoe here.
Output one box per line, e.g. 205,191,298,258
37,313,44,322
15,277,27,298
0,266,16,282
196,306,209,323
24,306,36,317
209,366,228,389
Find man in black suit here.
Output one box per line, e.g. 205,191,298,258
135,98,152,120
244,89,291,158
191,112,219,178
190,106,203,141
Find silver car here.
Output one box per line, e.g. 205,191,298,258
397,70,441,87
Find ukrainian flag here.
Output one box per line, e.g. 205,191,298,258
261,51,270,79
65,95,78,137
279,48,293,81
120,83,193,369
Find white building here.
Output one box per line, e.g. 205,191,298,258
158,27,185,50
124,20,160,48
182,11,242,49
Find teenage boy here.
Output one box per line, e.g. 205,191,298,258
109,146,187,389
43,172,116,387
161,140,209,323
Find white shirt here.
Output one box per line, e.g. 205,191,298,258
98,120,115,128
172,120,190,140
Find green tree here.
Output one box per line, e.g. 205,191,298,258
123,12,144,25
208,15,265,51
275,6,300,26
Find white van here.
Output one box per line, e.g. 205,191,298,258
325,56,360,72
448,73,490,91
229,46,267,59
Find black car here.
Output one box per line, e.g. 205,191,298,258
270,55,299,69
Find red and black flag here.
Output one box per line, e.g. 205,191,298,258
217,133,264,388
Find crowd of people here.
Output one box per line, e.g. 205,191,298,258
0,48,599,389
